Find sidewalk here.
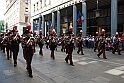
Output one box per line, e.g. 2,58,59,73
0,46,124,83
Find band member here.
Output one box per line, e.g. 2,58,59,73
61,36,65,52
38,30,44,55
94,32,99,52
46,37,49,49
49,37,56,60
65,37,75,66
65,27,74,66
6,31,12,60
77,37,84,55
77,30,84,55
33,31,38,47
0,33,2,50
1,32,7,53
49,30,56,59
112,32,121,55
21,34,26,60
9,30,13,58
11,26,21,67
97,35,107,59
22,25,35,78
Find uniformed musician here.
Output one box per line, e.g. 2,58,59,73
11,26,21,67
77,30,84,55
112,32,121,55
22,25,35,78
97,34,107,59
38,30,44,55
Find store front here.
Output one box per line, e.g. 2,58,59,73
31,0,124,37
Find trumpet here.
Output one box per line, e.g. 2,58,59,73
1,36,7,43
27,37,34,44
14,34,18,40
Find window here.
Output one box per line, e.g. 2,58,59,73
37,2,38,10
118,5,123,15
25,16,28,22
108,8,110,16
34,4,35,12
40,0,42,8
25,7,28,12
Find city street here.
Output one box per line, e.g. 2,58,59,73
0,46,124,83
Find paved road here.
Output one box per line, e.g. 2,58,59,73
0,46,124,83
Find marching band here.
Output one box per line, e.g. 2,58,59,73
0,25,123,78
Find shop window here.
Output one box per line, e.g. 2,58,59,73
87,12,90,19
89,12,92,19
108,8,110,16
104,9,107,17
118,25,123,32
118,5,123,15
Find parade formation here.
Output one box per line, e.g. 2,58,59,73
0,25,124,78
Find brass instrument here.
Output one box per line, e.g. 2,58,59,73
27,37,34,44
14,34,18,40
1,36,7,43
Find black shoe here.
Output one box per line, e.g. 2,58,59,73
65,59,68,63
77,52,79,54
29,74,33,78
97,54,100,58
112,51,115,54
119,54,121,55
81,53,84,55
104,58,107,59
14,64,17,67
70,64,74,66
53,57,55,60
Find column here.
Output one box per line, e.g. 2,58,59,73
73,5,77,36
111,0,118,35
52,12,55,30
32,19,35,32
42,15,45,35
82,2,87,36
57,11,60,36
39,17,41,30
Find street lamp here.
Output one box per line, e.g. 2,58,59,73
93,0,101,35
94,0,101,18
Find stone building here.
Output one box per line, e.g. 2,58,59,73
4,0,31,35
32,0,124,36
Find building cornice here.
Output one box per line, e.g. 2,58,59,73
31,0,75,18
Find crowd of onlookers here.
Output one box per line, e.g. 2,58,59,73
82,34,124,51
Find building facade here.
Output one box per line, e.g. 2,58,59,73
4,0,31,35
31,0,124,37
